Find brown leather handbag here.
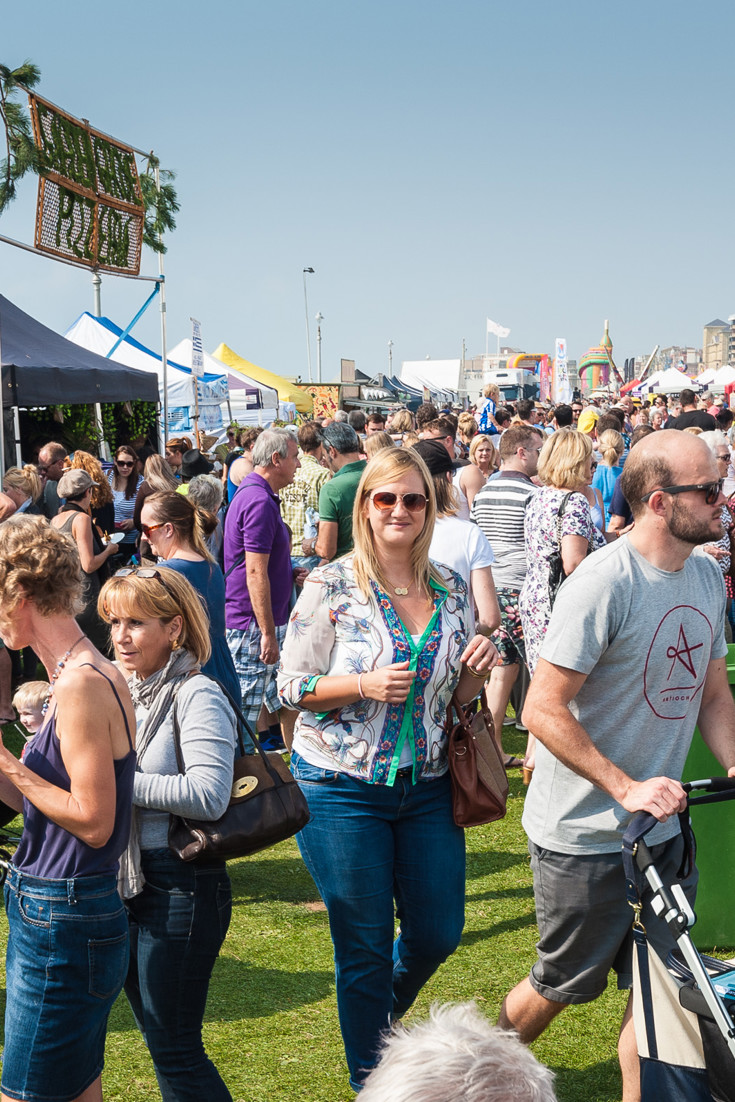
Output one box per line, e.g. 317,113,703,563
168,678,310,862
446,692,509,827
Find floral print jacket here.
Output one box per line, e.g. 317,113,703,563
277,555,473,784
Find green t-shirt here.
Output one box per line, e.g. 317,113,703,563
317,460,367,558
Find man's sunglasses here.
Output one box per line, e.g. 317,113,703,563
640,479,724,505
369,491,427,512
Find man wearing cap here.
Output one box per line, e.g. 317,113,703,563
314,423,366,562
419,416,485,517
176,449,214,494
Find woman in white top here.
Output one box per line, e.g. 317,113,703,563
414,439,500,637
278,447,497,1092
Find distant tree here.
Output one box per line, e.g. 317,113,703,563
0,59,41,214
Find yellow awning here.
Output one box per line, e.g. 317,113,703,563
213,343,313,413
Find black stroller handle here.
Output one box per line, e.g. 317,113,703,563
625,777,735,850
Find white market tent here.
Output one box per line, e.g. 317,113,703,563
709,364,735,391
640,367,697,395
399,359,460,403
696,368,718,387
65,313,228,433
169,338,279,425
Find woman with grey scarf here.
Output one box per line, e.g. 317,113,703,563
99,566,236,1102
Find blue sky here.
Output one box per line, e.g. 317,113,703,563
2,0,733,383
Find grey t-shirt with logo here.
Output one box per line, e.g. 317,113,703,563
522,538,727,855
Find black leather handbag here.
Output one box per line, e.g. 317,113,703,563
168,677,310,862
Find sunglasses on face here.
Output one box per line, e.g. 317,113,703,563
141,522,167,538
116,460,134,467
369,491,427,512
640,479,724,506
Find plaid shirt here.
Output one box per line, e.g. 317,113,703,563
279,452,331,555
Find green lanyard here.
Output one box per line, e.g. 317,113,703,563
385,581,448,786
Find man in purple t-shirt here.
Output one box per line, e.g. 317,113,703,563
224,428,302,744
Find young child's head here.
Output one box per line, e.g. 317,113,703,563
12,681,49,735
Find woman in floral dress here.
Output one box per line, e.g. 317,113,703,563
278,446,497,1093
520,429,605,677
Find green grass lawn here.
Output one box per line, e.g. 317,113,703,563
0,724,673,1101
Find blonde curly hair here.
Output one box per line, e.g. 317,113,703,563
0,515,83,618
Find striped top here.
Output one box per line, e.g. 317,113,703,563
107,471,143,545
470,471,537,588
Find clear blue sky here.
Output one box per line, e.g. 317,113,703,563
2,0,733,382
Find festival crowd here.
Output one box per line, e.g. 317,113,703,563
0,382,734,1102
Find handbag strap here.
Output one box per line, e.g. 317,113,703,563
554,491,574,553
446,689,495,735
169,671,284,786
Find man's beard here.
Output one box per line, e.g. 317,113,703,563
669,498,724,546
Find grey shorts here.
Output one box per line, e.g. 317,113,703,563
528,833,698,1005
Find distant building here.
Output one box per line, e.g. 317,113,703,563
702,319,730,371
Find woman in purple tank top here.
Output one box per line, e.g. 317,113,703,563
0,514,136,1102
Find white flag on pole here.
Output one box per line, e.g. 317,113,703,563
191,317,204,379
487,318,510,339
551,337,572,404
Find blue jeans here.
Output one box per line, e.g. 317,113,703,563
291,754,465,1090
124,849,233,1102
3,867,128,1102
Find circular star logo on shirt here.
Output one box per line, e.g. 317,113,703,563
644,606,713,720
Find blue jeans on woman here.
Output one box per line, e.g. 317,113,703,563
124,849,232,1102
291,754,465,1091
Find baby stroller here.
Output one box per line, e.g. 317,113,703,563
623,778,735,1102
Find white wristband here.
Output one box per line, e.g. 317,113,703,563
357,673,365,698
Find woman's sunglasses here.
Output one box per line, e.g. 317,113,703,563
369,491,427,512
141,522,167,538
116,460,134,468
114,566,175,597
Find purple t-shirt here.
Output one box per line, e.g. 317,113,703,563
223,471,292,630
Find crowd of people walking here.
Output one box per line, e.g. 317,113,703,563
0,383,734,1100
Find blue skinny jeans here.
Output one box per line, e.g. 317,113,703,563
291,754,465,1091
123,848,232,1102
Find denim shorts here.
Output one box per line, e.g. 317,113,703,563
2,866,129,1101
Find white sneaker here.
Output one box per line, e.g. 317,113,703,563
502,716,515,727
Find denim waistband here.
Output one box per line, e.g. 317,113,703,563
7,865,118,902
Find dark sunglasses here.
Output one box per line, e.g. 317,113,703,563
141,522,167,538
370,491,427,512
116,460,134,467
640,479,724,506
114,566,175,597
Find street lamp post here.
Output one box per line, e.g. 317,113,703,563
388,339,394,375
315,312,324,384
303,268,314,383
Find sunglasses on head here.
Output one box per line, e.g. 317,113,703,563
114,566,176,596
370,491,427,512
640,479,724,505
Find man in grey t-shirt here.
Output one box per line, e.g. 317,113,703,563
498,431,735,1101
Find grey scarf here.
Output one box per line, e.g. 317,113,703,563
117,648,200,900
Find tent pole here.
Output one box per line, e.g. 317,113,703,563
0,313,6,480
92,270,110,460
155,162,169,456
12,405,21,466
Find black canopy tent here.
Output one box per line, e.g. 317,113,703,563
0,294,159,472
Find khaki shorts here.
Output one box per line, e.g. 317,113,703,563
528,833,697,1004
